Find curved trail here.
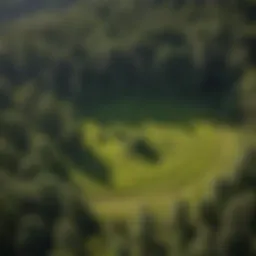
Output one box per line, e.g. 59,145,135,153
91,131,243,218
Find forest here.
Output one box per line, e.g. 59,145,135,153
0,0,255,255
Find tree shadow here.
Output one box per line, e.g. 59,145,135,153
129,138,160,164
60,133,112,187
79,147,112,187
83,98,230,131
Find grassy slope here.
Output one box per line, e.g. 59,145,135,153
72,103,242,219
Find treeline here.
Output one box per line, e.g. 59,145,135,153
0,0,254,118
0,0,255,255
0,81,105,255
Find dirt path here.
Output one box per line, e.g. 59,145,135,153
91,131,243,218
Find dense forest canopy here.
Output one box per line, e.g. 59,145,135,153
0,0,255,255
0,0,254,120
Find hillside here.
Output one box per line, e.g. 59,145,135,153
0,0,256,255
0,0,254,218
0,0,250,119
72,108,242,218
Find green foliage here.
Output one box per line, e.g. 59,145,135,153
0,0,255,255
0,169,100,255
0,0,248,117
93,146,256,256
240,68,256,126
0,81,110,183
0,80,103,255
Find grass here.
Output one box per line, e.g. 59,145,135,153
71,103,242,220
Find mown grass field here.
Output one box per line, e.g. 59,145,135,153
72,103,242,220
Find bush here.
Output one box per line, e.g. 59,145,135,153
129,138,160,163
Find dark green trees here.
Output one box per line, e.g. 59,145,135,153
0,81,101,255
0,0,248,117
169,146,256,256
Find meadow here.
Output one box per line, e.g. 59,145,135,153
72,102,242,220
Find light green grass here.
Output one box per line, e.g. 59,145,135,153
72,119,241,219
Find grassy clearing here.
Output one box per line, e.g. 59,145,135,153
72,117,241,219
